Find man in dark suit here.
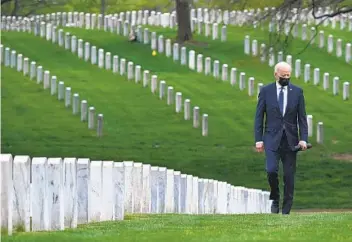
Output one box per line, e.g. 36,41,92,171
254,61,308,215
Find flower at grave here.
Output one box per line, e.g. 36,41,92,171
152,50,157,56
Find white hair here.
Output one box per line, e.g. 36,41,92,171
274,61,292,73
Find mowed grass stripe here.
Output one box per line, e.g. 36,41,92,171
2,213,352,242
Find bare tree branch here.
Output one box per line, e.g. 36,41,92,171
252,0,352,54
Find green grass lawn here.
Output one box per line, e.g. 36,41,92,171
1,66,98,151
1,28,352,209
2,213,352,242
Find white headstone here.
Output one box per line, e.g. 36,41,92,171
239,72,246,90
1,154,13,235
181,47,187,65
89,161,102,221
317,122,324,144
127,61,134,80
205,57,211,75
16,54,23,72
230,68,237,86
43,70,50,89
141,164,151,213
221,26,227,41
81,100,88,121
193,106,200,128
202,114,208,136
151,75,157,93
319,31,324,48
333,77,339,95
76,158,90,224
343,82,350,100
120,58,126,75
135,65,141,83
143,70,149,87
167,86,174,105
295,59,301,78
221,64,228,81
313,68,320,85
65,87,71,107
98,49,104,68
100,161,115,220
304,64,310,83
346,43,351,63
323,73,329,90
327,35,333,53
252,40,258,56
123,161,134,213
113,55,119,74
173,43,179,61
336,39,342,57
248,77,255,96
212,23,218,40
189,50,195,70
113,162,125,220
165,39,172,57
244,35,250,54
63,158,78,228
213,60,220,78
47,158,64,230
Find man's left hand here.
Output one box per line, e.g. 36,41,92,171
299,140,307,150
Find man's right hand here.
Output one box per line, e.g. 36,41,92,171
255,141,264,152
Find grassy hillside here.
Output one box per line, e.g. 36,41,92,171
2,213,352,242
2,27,352,208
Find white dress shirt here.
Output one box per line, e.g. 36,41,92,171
276,82,288,116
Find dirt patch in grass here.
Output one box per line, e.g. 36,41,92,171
184,40,209,47
331,153,352,162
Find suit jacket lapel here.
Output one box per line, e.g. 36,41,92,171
271,83,281,113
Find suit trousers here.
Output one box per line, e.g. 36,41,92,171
265,131,297,214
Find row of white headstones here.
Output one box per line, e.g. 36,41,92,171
1,18,210,137
243,36,350,100
264,22,352,63
1,5,351,33
1,45,104,136
0,154,271,235
10,12,332,144
188,13,352,65
21,13,329,144
60,13,327,145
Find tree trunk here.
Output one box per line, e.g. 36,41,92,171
100,0,106,16
175,0,192,43
11,0,19,16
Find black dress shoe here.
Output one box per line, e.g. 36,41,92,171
271,200,279,214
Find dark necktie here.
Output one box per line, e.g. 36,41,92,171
278,87,284,115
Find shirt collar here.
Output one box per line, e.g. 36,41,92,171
276,82,287,90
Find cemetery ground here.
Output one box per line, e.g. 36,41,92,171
2,213,352,242
2,25,352,212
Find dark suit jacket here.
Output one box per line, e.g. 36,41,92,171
254,82,308,151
